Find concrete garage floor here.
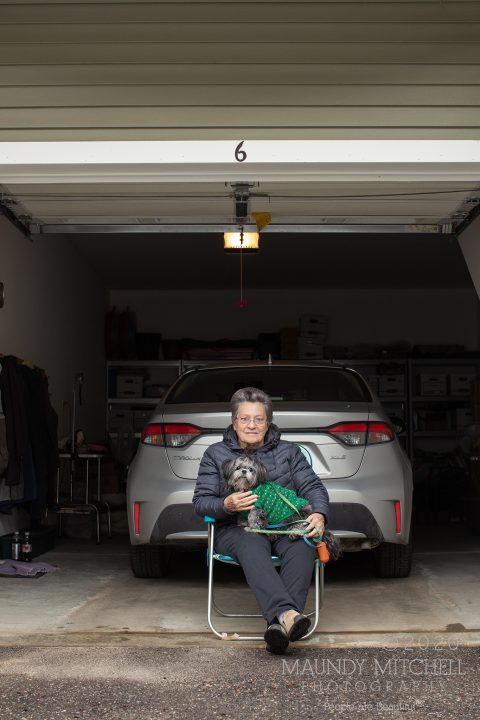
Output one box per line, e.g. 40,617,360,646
0,524,479,649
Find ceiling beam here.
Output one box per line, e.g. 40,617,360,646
33,223,444,235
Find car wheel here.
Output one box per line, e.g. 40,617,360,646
129,544,171,578
373,533,413,578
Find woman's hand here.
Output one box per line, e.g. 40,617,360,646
223,490,259,513
304,512,326,538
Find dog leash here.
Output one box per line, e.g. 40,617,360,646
247,524,330,562
246,485,331,561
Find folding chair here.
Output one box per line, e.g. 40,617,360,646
205,515,324,640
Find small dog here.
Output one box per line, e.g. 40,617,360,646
222,454,341,560
222,455,312,540
222,455,342,560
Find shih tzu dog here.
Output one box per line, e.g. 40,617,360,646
222,454,341,560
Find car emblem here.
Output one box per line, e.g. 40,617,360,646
173,455,202,461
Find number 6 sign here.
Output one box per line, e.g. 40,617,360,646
235,141,247,162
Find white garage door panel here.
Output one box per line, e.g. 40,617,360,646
2,65,479,87
2,42,480,65
0,1,479,141
2,107,480,130
2,23,480,43
2,86,480,108
0,1,479,232
3,1,480,24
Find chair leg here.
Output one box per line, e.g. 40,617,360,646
206,523,224,639
102,501,112,537
302,560,323,638
86,504,100,544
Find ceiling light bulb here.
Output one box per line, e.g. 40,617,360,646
223,231,259,252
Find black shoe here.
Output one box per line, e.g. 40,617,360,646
264,623,289,655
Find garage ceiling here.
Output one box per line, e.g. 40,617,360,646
2,179,477,229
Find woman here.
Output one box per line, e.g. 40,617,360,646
192,386,329,654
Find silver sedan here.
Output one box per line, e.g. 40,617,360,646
126,362,413,579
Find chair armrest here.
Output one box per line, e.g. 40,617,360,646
204,515,216,524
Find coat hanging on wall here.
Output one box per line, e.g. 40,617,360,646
0,355,58,525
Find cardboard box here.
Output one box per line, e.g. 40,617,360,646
416,409,451,431
418,374,447,396
456,408,473,429
298,338,324,360
379,375,405,396
449,373,475,396
280,328,299,359
280,327,299,342
299,314,328,339
117,375,143,398
108,407,134,431
133,409,153,432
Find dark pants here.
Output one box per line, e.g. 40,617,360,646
215,524,316,625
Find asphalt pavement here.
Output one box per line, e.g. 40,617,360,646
0,645,478,720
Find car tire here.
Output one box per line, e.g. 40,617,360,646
129,544,171,578
373,532,413,578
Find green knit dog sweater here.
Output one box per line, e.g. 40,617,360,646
239,482,309,524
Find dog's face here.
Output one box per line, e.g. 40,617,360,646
222,455,267,493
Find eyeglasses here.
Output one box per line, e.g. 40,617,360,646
236,416,268,426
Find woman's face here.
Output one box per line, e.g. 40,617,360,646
233,401,269,449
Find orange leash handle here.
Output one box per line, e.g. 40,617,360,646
317,540,330,563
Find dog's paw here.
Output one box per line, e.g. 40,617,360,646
247,507,268,530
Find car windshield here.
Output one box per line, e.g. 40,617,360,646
165,366,371,404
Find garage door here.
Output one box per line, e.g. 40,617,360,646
0,0,480,142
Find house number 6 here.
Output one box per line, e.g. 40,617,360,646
235,141,247,162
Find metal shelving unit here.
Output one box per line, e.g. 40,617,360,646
106,360,182,437
407,357,480,460
104,356,480,460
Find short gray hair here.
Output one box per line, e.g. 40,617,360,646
230,387,273,424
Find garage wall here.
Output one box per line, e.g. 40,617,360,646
0,216,107,439
1,1,480,141
110,287,480,349
459,215,480,301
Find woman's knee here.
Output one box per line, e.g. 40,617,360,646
216,527,270,557
234,530,272,558
278,537,316,564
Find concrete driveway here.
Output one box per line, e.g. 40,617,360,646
0,524,479,649
0,645,478,720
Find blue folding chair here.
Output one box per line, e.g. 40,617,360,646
204,443,326,640
204,515,324,640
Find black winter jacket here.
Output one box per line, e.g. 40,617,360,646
192,424,329,526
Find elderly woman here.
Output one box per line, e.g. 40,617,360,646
192,386,329,654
